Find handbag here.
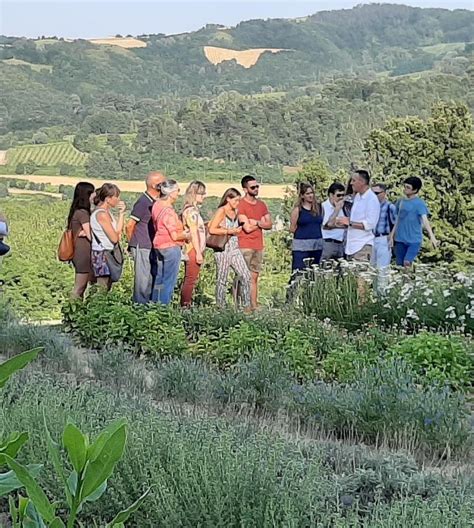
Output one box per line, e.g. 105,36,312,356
205,222,229,252
0,240,10,257
104,243,124,283
58,228,75,262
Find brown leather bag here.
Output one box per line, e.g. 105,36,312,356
57,228,75,262
205,222,229,252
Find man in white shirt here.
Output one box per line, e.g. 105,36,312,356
321,182,346,261
337,170,380,262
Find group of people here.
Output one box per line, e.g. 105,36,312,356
66,172,271,310
65,168,437,308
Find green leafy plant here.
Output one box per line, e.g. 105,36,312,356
6,417,150,527
388,333,473,390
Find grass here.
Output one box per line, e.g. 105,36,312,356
1,58,53,72
2,369,473,527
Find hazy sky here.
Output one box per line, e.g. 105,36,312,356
1,0,473,39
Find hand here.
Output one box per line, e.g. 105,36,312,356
183,230,191,242
335,200,344,212
230,227,242,235
336,217,349,227
117,200,126,214
196,253,204,265
431,237,439,249
388,235,394,248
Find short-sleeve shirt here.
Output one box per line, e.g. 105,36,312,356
321,199,345,241
182,205,206,255
152,201,183,249
129,192,156,249
395,197,429,244
70,209,90,237
237,198,269,251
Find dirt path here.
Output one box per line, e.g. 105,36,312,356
0,151,7,165
8,188,63,199
0,174,291,199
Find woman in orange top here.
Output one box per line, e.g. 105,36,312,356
151,179,189,304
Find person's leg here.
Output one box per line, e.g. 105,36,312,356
230,250,251,309
71,272,90,299
291,251,308,274
215,251,230,307
374,237,391,294
151,249,164,303
308,249,322,266
96,276,111,290
394,242,408,267
131,247,153,304
404,242,422,267
181,249,201,307
158,246,182,305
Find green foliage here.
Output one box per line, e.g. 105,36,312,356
365,102,474,265
3,371,473,526
8,141,87,168
387,333,473,391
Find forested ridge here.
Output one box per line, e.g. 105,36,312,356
0,3,473,175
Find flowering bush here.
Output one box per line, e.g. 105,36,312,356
295,262,474,333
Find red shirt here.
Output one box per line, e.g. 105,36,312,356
237,198,269,251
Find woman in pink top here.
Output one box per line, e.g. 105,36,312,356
151,180,189,304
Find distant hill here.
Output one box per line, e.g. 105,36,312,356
0,4,472,173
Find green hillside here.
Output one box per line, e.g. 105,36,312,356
0,4,472,177
7,141,87,166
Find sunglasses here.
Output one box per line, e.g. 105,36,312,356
249,185,260,190
373,190,384,195
335,193,344,198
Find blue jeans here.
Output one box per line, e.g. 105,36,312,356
152,246,181,305
394,241,421,266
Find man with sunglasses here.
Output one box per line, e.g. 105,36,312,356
371,183,397,292
236,175,272,310
321,182,346,261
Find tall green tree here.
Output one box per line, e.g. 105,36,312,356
365,102,474,265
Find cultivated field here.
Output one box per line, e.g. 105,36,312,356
88,37,147,48
0,174,290,198
204,46,286,68
6,142,87,167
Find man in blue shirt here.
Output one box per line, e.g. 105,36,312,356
371,183,397,293
390,176,438,267
125,171,166,303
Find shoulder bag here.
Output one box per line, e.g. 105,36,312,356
205,215,230,252
92,210,124,283
58,227,76,262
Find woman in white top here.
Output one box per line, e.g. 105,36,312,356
90,183,126,290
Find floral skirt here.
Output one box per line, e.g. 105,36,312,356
91,250,111,277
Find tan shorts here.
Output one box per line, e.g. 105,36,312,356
240,248,264,273
348,244,373,262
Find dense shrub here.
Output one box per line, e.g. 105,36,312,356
388,333,473,391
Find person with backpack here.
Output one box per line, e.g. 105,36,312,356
371,183,397,293
90,183,126,290
180,181,207,307
66,182,95,298
151,180,190,305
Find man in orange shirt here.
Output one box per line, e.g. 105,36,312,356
237,175,272,310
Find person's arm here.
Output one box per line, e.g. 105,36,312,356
125,218,137,242
347,200,380,231
257,212,272,230
422,215,439,248
238,213,259,234
97,206,125,244
209,208,240,236
325,201,344,229
162,210,188,242
289,207,299,234
80,222,91,241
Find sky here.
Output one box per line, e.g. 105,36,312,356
1,0,473,39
